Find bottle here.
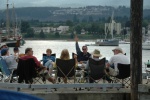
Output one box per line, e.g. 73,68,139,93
147,60,150,68
147,60,150,65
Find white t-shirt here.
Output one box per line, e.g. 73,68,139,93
109,53,130,71
2,55,18,69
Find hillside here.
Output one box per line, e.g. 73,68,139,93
0,6,150,22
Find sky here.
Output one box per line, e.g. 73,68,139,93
0,0,150,9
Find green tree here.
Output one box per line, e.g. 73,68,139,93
39,29,45,38
55,32,60,38
66,20,73,27
24,28,35,38
21,21,30,33
74,25,82,34
70,33,74,39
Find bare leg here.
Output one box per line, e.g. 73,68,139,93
63,77,67,83
48,77,55,84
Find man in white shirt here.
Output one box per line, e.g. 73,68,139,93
106,47,130,76
1,48,18,70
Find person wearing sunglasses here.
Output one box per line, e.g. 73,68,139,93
74,36,91,64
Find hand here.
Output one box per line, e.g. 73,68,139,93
79,61,83,64
106,63,110,68
73,54,77,59
74,35,78,42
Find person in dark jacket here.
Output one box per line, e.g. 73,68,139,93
74,35,91,63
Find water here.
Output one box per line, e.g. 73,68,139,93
8,40,150,72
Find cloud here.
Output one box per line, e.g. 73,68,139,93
0,0,149,9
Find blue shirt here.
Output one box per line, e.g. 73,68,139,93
42,55,55,65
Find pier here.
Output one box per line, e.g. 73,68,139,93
0,79,150,100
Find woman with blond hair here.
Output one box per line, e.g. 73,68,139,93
60,49,70,60
56,49,77,83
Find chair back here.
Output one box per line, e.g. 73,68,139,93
88,58,106,80
56,58,75,77
116,63,130,79
43,53,56,57
17,58,37,83
0,56,11,76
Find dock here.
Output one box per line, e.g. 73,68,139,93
0,79,150,100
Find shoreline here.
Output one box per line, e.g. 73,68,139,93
24,39,96,42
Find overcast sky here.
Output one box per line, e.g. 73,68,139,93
0,0,150,9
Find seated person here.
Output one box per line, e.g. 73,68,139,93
12,47,20,62
55,49,77,83
85,49,102,69
74,35,91,64
85,49,112,83
106,47,130,76
42,49,55,73
1,48,18,71
20,47,55,84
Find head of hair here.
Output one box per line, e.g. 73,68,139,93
1,48,8,56
25,48,32,54
14,47,19,52
60,49,70,60
46,48,52,54
82,45,87,49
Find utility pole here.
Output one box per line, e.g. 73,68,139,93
130,0,143,100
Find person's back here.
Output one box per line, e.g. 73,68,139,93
109,53,129,71
106,47,130,76
1,48,18,70
85,49,102,69
3,55,18,70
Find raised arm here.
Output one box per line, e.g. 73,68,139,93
75,36,81,55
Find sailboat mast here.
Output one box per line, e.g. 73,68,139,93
6,0,10,37
12,3,16,36
111,11,114,39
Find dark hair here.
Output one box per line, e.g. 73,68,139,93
25,48,32,54
82,46,87,49
14,47,19,52
1,48,8,56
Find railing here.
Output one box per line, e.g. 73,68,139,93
0,83,122,92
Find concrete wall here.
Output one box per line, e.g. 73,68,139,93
138,84,150,100
32,93,130,100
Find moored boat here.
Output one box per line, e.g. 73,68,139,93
142,40,150,50
95,39,119,46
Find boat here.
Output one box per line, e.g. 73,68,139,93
0,1,21,47
142,40,150,50
95,39,119,46
86,12,119,46
142,26,150,50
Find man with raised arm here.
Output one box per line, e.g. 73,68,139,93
74,35,91,64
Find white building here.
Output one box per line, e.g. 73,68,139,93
57,26,69,34
105,22,121,35
33,26,69,34
32,27,57,34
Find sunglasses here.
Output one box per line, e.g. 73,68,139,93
82,49,87,50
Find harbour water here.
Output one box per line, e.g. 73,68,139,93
7,40,150,72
